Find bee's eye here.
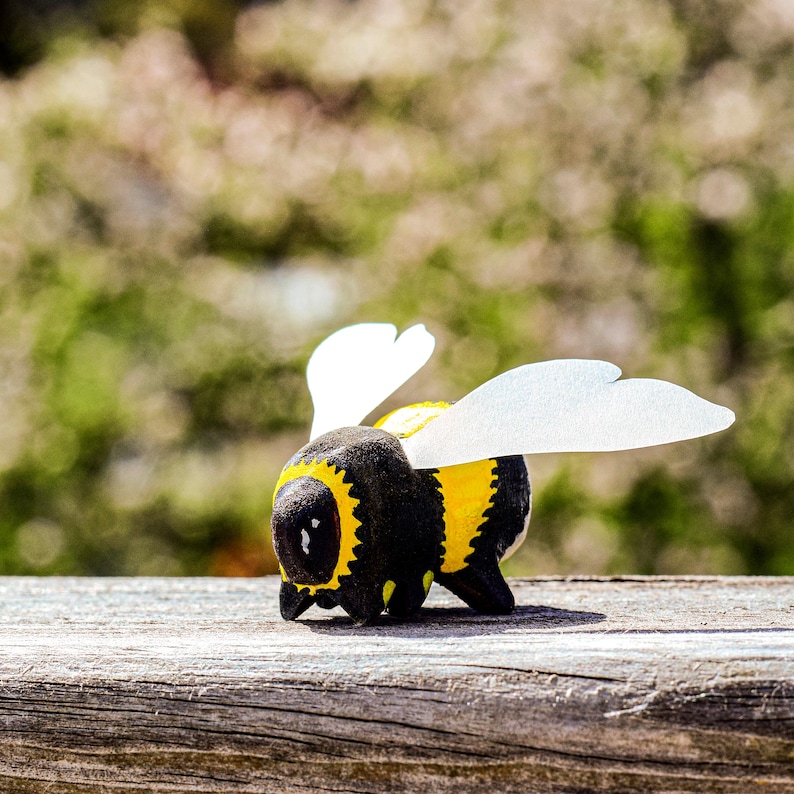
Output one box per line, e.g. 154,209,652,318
272,476,341,584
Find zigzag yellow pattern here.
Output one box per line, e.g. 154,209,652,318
273,458,362,595
375,401,498,576
435,459,498,573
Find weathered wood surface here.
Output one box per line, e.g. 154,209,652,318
0,576,792,793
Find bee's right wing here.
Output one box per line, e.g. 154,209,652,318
400,359,735,470
307,323,435,441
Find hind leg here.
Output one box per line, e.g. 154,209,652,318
436,564,514,614
385,570,434,618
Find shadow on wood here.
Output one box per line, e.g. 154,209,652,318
301,603,607,637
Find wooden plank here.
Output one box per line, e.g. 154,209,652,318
0,576,791,793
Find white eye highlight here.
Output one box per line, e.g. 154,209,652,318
311,518,320,528
301,528,310,555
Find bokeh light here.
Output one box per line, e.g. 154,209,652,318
0,0,792,577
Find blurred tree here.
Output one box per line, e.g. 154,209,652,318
0,0,790,578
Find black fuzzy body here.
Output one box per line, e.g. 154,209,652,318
273,427,443,624
272,427,530,624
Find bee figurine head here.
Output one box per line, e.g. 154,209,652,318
271,323,735,625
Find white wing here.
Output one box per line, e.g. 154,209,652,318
308,323,435,440
400,359,735,470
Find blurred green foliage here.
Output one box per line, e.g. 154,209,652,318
0,0,791,577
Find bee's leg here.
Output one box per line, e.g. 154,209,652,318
333,583,386,626
385,573,432,619
436,564,514,615
435,454,527,615
279,582,316,620
315,593,337,609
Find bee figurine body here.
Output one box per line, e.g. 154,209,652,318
273,403,530,623
271,323,734,625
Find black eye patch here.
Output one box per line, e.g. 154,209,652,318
272,476,341,585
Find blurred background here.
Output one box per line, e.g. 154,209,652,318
0,0,791,578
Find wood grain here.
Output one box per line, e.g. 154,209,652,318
0,576,792,792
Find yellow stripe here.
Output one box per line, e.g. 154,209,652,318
435,459,497,574
375,402,451,438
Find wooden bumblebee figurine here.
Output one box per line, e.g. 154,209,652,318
271,323,735,624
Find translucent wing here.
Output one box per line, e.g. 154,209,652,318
308,323,435,440
400,359,735,470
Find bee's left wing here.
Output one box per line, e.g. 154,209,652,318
308,323,435,440
400,359,735,470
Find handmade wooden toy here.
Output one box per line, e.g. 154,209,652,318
271,323,735,624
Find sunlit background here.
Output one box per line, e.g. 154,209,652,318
0,0,792,578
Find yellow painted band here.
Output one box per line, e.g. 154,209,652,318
375,401,451,438
435,458,497,574
273,458,361,595
376,401,498,576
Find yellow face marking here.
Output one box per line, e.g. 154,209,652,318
435,459,498,574
375,402,451,438
273,458,361,595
